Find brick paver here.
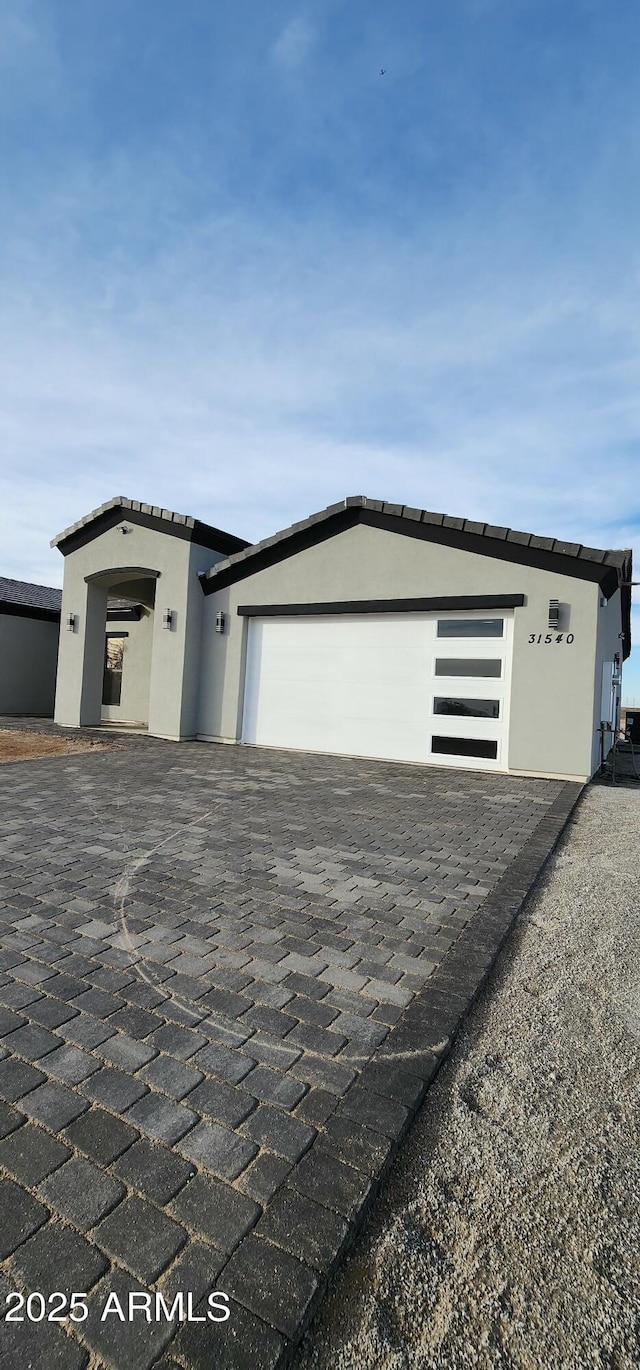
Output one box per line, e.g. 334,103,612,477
0,726,580,1366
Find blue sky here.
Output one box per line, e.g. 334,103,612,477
1,0,639,698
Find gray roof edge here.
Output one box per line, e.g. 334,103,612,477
602,547,633,569
202,496,629,585
203,498,352,582
51,497,239,549
51,496,131,547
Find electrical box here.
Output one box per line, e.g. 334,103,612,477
601,660,621,733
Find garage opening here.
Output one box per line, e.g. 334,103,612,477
242,610,513,771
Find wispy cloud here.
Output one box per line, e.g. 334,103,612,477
0,0,60,106
272,13,317,71
0,0,46,65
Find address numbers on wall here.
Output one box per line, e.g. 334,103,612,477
527,633,575,644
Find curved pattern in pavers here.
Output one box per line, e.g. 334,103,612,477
0,730,581,1367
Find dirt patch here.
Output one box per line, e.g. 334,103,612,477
0,729,112,764
295,785,640,1369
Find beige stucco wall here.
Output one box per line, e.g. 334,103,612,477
197,521,613,780
0,614,60,716
54,520,223,739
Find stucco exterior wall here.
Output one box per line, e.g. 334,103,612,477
54,520,224,739
197,521,611,780
180,541,225,738
0,614,60,716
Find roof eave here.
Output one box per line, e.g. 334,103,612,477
200,496,630,596
51,498,249,558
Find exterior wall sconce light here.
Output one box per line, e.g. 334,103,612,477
163,609,174,630
548,598,560,630
66,613,77,631
215,611,226,634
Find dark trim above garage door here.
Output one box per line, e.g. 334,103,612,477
237,594,526,617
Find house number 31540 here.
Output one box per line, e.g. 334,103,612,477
528,633,575,644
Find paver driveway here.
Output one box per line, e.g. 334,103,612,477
0,735,580,1368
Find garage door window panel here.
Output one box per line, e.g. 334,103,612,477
435,658,502,678
434,696,500,719
432,736,499,759
436,618,504,638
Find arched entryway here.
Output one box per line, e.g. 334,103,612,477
85,568,160,730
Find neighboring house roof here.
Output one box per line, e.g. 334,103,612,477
0,576,143,624
0,576,62,621
51,497,250,558
0,576,62,612
200,495,633,657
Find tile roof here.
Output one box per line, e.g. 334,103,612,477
50,496,248,555
51,496,196,547
202,494,632,586
0,576,62,612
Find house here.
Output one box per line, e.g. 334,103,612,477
49,495,632,782
0,577,62,716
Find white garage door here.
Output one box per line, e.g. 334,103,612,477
242,611,513,770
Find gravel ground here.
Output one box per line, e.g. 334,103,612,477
0,729,110,762
295,785,640,1370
